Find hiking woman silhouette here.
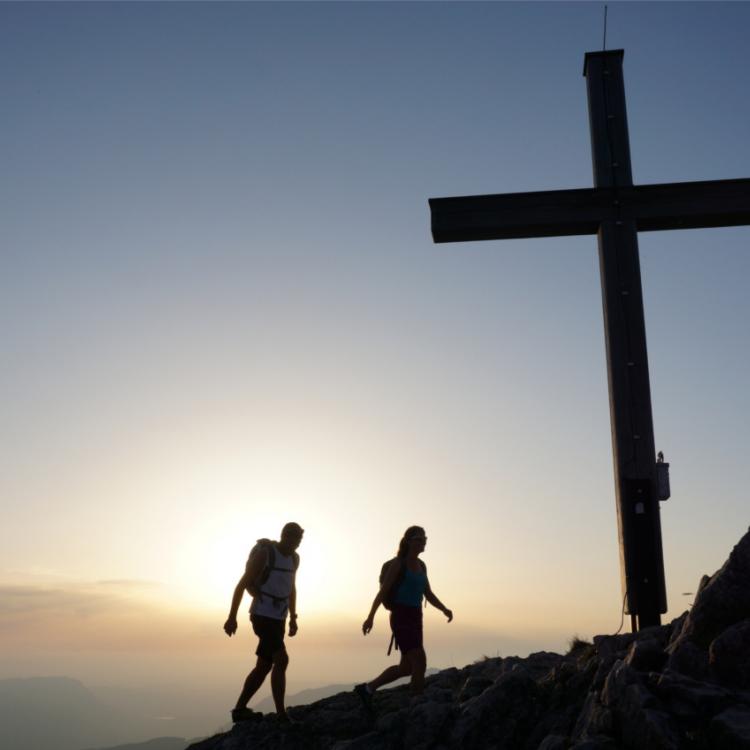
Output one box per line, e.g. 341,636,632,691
355,526,453,706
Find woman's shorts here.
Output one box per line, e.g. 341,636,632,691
390,604,423,654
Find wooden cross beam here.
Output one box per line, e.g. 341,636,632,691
431,178,750,243
429,49,750,631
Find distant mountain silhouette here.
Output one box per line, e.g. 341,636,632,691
83,737,191,750
0,676,115,750
0,676,212,750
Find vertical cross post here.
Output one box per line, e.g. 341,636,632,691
584,50,666,628
431,49,750,632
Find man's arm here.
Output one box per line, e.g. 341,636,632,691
362,559,401,635
223,574,249,636
223,547,267,637
424,580,453,622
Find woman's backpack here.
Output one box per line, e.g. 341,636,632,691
379,557,426,610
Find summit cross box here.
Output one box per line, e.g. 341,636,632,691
429,50,750,630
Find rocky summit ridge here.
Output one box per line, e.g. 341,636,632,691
190,529,750,749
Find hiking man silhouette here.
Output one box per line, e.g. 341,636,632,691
223,521,303,723
355,525,452,708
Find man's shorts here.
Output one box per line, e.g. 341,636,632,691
250,614,286,662
390,604,423,654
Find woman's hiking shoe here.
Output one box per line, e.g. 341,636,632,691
354,683,373,711
231,706,262,723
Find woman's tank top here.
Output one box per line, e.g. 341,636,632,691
394,564,427,607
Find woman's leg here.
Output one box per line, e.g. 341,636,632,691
368,652,412,691
405,647,426,695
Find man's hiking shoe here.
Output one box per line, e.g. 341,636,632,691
354,683,373,711
231,706,262,723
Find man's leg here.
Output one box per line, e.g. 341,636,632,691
270,647,289,716
235,655,272,709
406,648,426,696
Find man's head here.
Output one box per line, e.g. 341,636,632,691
279,521,304,554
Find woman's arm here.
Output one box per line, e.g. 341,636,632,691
425,580,453,622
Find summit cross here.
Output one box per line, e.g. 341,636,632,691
429,50,750,630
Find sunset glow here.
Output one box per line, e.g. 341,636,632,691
2,3,749,749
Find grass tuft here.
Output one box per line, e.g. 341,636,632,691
566,635,595,660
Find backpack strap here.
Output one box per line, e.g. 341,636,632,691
263,546,299,573
266,543,276,575
245,540,275,601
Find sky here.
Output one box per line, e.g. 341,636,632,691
2,0,749,739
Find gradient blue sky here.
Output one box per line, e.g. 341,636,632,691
2,0,749,695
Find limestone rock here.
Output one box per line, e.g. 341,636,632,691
666,637,710,681
670,528,750,651
625,637,667,673
569,737,618,750
450,666,537,749
601,659,640,707
710,618,750,689
457,675,493,703
709,706,750,749
652,669,734,723
537,734,568,750
572,692,613,741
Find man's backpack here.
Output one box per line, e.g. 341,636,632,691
245,538,300,601
379,557,427,611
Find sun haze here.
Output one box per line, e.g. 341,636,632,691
2,2,750,748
